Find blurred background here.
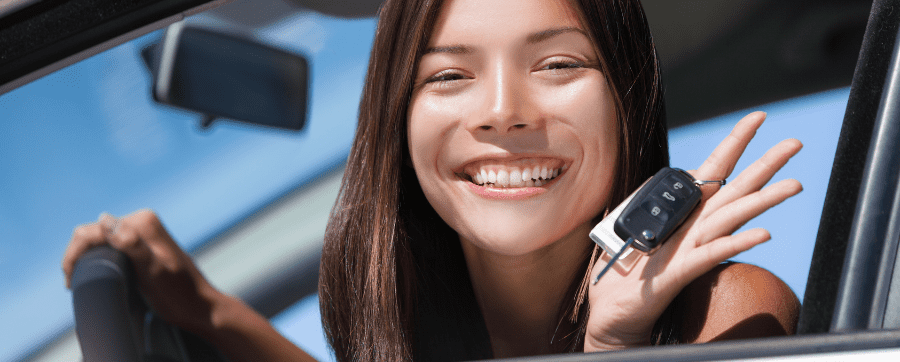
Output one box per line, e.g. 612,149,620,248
0,0,870,360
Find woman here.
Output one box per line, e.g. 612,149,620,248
63,0,802,360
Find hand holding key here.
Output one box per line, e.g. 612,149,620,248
584,111,803,351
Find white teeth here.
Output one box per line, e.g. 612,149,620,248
509,170,523,187
497,170,509,186
469,164,565,187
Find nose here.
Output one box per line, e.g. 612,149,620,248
467,65,538,135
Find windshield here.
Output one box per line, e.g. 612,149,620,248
0,9,376,361
0,4,849,362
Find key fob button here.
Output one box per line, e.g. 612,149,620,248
615,208,664,249
665,174,695,198
656,186,687,211
642,200,670,223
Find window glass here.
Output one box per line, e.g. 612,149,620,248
0,10,376,361
669,87,848,299
273,294,333,361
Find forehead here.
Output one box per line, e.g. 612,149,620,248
429,0,584,45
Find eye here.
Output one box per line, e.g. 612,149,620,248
540,59,585,71
425,70,467,83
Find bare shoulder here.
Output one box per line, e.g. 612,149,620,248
678,262,800,343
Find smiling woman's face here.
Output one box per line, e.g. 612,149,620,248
408,0,618,256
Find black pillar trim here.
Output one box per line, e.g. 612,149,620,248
797,0,900,334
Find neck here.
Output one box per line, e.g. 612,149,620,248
460,223,594,358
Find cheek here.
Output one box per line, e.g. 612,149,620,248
580,87,619,206
577,92,618,169
406,94,459,205
539,77,619,213
539,76,619,167
407,96,441,174
407,96,475,238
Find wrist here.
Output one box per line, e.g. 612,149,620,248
190,285,237,338
584,329,652,352
193,288,314,362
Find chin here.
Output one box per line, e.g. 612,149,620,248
455,213,581,257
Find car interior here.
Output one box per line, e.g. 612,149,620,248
3,0,900,360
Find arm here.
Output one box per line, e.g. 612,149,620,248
205,291,318,361
62,210,317,362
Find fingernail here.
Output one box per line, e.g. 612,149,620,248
98,212,119,235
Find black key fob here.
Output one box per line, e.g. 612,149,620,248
589,167,704,284
613,167,702,254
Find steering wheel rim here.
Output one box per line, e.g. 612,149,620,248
71,246,226,362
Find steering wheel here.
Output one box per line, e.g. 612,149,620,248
71,246,226,362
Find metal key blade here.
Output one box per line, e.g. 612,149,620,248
592,237,636,285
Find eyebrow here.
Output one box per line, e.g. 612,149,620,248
423,27,590,55
424,45,473,55
526,27,589,44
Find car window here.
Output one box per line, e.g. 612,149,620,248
0,9,376,361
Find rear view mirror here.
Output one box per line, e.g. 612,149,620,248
148,23,309,131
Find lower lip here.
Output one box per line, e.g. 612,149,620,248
466,181,552,200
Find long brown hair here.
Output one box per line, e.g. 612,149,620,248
318,0,668,360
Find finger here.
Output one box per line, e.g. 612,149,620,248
62,222,108,289
691,228,772,275
693,179,802,247
108,213,154,263
127,209,177,247
694,111,767,183
126,210,184,270
704,138,802,213
98,212,118,234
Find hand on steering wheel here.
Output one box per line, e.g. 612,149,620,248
63,210,222,336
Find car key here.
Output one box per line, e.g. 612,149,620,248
590,167,705,284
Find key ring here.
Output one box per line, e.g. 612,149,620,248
693,179,726,186
673,168,725,187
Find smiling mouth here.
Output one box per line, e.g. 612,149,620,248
458,159,568,188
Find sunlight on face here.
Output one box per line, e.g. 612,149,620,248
407,0,618,256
